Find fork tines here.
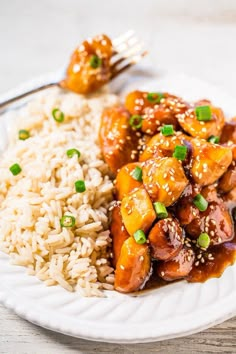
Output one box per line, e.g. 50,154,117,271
111,30,148,79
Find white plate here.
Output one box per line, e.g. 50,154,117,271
0,72,235,343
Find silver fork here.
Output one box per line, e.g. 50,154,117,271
0,30,147,110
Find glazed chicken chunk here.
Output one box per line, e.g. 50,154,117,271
142,157,188,206
99,106,139,174
177,102,225,140
114,237,151,293
190,138,232,186
61,34,113,94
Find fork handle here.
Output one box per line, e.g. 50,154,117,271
0,82,59,111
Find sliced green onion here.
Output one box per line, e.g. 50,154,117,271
195,105,212,121
75,180,86,193
52,108,64,123
161,124,174,136
197,233,210,249
131,166,142,182
9,163,22,176
147,92,164,104
208,135,219,144
60,215,76,228
153,202,168,219
129,115,143,129
173,145,187,161
134,230,147,244
193,194,208,212
66,148,81,158
18,129,30,140
90,55,102,68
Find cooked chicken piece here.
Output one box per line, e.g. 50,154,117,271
175,184,202,226
61,34,112,94
178,104,225,140
115,162,143,200
125,90,159,115
141,105,179,135
181,186,234,246
190,138,232,186
120,187,156,236
142,157,188,206
115,237,151,293
99,106,139,174
139,132,190,162
220,120,236,144
125,91,189,135
157,246,195,281
125,90,172,115
110,205,130,267
149,217,184,261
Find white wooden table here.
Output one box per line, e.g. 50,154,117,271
0,1,236,352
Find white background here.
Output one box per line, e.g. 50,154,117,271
0,0,236,353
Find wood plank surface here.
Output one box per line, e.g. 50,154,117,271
0,306,235,354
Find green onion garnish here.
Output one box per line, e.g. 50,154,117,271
75,180,86,193
90,55,102,68
131,166,142,182
9,163,22,176
195,105,212,121
147,92,164,104
173,145,187,161
18,129,30,140
208,135,219,144
60,215,76,228
66,148,81,158
193,194,208,212
134,230,147,244
52,108,64,123
197,233,210,249
161,124,174,136
153,202,168,219
129,115,143,129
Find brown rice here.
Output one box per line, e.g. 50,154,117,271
0,88,119,297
